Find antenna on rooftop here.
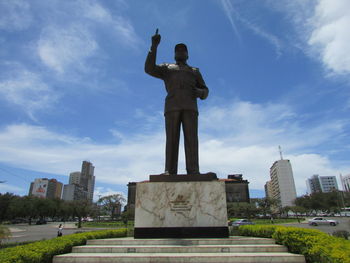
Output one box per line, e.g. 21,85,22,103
278,145,283,160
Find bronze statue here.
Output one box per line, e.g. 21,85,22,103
145,29,209,175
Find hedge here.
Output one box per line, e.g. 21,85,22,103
239,225,350,263
0,228,127,263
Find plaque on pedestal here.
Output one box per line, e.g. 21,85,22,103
134,177,229,238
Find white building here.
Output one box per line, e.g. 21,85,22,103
29,178,63,199
62,184,87,201
306,174,338,193
269,159,297,207
340,174,350,192
319,176,338,192
30,178,49,198
69,172,81,185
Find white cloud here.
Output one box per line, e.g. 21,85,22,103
80,0,142,49
308,0,350,75
0,100,348,196
220,0,241,41
93,187,127,202
0,0,32,31
38,24,98,73
0,63,58,119
36,1,141,73
220,0,282,56
0,123,164,185
0,183,24,193
265,0,350,76
200,101,344,150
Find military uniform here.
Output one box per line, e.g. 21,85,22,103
145,47,209,175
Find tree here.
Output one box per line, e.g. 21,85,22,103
280,206,291,217
227,202,258,219
289,206,307,223
295,195,313,214
98,194,126,220
69,200,93,228
0,193,17,222
295,191,344,215
255,198,279,217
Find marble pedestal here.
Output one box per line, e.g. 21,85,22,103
134,177,229,238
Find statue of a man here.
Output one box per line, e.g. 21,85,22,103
145,29,209,175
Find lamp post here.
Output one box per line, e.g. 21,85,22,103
98,194,102,222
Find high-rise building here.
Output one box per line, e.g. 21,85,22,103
306,174,338,194
69,172,81,185
47,179,63,199
81,161,95,203
264,181,273,199
269,159,297,207
29,178,63,199
341,174,350,192
319,176,338,192
306,175,322,194
62,161,95,202
62,184,87,201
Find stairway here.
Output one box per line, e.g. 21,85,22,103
53,236,305,263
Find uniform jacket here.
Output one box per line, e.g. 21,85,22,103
145,48,209,114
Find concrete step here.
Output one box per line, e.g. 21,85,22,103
53,252,306,263
72,244,288,253
87,237,276,245
53,237,306,263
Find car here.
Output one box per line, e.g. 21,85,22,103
35,219,47,225
229,219,255,226
308,217,339,226
10,218,28,224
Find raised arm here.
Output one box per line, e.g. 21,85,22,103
145,29,164,79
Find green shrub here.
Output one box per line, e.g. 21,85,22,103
239,225,350,263
0,228,127,263
238,224,279,238
0,241,34,249
332,230,349,240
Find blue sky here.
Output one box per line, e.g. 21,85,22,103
1,0,350,200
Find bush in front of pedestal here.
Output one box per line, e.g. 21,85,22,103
239,225,350,263
238,224,279,238
0,228,127,263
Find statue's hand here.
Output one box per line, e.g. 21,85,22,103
151,28,161,47
193,88,204,99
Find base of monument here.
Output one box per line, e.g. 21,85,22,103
134,226,229,238
149,172,217,182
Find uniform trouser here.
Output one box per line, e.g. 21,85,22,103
165,110,199,175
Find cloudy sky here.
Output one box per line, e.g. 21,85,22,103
1,0,350,200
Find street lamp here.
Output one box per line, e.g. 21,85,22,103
98,195,102,222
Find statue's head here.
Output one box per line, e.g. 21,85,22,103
174,43,188,63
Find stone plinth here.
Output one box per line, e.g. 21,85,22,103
134,179,229,238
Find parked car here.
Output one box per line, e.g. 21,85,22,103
308,217,339,226
229,219,255,226
10,218,28,224
35,219,47,225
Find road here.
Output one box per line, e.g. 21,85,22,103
5,222,107,243
4,217,350,244
277,217,350,235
